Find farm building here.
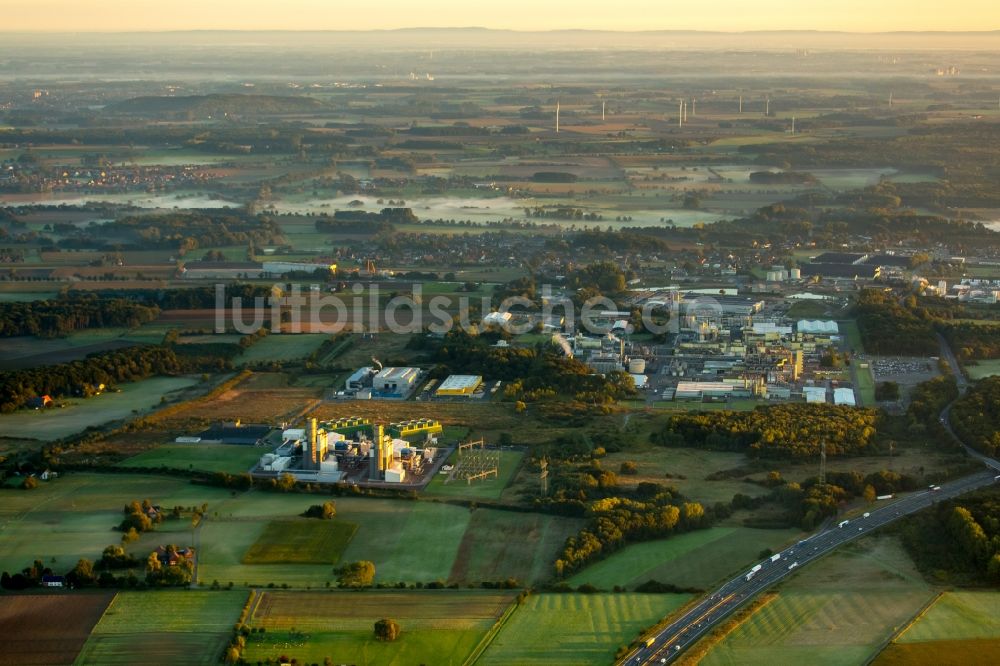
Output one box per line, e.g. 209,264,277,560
42,575,65,587
482,311,513,327
436,374,484,396
153,546,195,567
27,395,53,409
373,366,421,395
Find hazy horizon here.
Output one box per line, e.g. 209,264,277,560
2,0,998,33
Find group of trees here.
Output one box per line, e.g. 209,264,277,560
38,211,281,254
652,404,880,458
854,289,939,356
767,469,920,530
554,489,708,577
0,296,159,337
336,560,375,588
943,323,1000,361
302,500,337,519
144,545,194,587
0,540,191,591
900,492,1000,583
0,345,188,413
428,328,635,408
950,377,1000,456
119,499,163,534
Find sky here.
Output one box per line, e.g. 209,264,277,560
0,0,998,32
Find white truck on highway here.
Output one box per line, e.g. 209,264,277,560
770,553,781,563
838,520,849,528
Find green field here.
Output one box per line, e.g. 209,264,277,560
0,376,200,440
237,333,331,365
479,593,690,666
598,447,772,505
195,496,474,586
117,443,264,473
243,590,515,666
840,319,865,354
0,472,571,589
966,359,1000,380
785,300,837,319
449,509,585,584
856,363,877,406
0,473,235,576
897,591,1000,642
423,449,525,500
567,527,800,590
700,537,935,666
242,519,358,564
74,590,248,665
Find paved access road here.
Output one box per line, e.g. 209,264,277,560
621,468,1000,665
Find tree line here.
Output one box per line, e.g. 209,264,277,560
651,404,880,458
950,377,1000,457
0,295,159,338
0,345,189,412
900,490,1000,584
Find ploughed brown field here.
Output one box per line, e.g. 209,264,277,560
0,593,115,665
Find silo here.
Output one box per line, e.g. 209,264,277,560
628,358,647,374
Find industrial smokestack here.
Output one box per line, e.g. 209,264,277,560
310,418,318,469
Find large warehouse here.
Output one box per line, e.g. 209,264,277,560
436,374,483,396
372,367,421,395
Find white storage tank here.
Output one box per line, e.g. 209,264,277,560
628,358,646,374
789,267,801,280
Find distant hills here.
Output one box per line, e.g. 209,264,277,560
106,94,328,117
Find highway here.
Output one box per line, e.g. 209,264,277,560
621,339,997,665
621,468,1000,665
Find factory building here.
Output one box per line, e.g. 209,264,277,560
803,386,828,403
833,388,857,406
797,320,839,335
681,293,764,317
388,418,442,439
345,367,375,391
372,367,421,395
436,375,484,396
321,416,372,437
261,261,337,276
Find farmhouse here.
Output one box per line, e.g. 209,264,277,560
27,395,53,409
154,545,196,567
